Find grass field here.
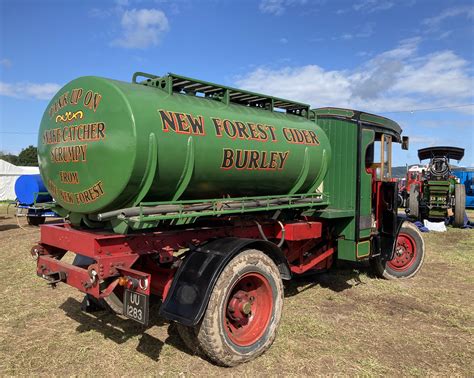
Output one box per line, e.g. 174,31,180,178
0,204,473,376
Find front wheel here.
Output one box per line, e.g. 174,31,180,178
182,249,284,367
371,221,425,279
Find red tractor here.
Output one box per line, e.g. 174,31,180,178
398,165,425,208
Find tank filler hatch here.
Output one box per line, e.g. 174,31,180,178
132,71,310,118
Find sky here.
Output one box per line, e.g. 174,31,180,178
0,0,473,166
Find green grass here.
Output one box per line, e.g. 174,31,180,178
0,210,473,375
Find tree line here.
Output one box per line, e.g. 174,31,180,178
0,145,38,166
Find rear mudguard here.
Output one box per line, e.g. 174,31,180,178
159,237,290,326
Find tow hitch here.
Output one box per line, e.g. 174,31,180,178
39,270,67,287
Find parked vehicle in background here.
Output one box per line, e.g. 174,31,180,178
407,147,465,227
452,168,474,209
14,174,57,225
398,164,426,208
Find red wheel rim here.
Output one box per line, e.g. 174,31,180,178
387,232,417,271
223,272,273,347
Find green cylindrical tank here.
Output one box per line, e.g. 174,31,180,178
38,75,331,214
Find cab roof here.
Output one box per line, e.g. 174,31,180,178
312,107,402,142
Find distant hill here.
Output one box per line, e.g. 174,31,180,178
392,164,465,178
392,166,408,178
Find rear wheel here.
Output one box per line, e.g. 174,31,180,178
178,249,283,366
371,221,425,279
27,216,45,226
453,184,466,228
408,185,419,219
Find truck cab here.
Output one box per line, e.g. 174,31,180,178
312,108,420,278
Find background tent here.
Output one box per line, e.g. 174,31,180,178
0,159,39,201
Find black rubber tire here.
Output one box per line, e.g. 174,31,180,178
371,221,425,279
27,216,45,226
408,185,419,219
397,193,404,208
176,324,203,355
191,249,284,367
453,184,466,228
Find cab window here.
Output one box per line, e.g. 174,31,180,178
365,134,392,181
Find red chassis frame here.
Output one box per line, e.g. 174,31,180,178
33,220,334,302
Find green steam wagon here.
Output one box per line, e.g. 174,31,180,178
408,146,466,226
33,72,424,366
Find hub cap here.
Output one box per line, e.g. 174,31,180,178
388,233,417,271
224,272,273,347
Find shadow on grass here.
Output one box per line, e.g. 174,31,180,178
0,217,62,231
59,261,379,362
44,218,65,224
59,297,193,361
284,260,375,297
0,223,19,231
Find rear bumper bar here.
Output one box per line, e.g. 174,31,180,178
34,224,156,298
37,255,102,295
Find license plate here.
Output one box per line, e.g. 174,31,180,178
123,289,149,325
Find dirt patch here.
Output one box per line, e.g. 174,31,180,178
0,204,473,375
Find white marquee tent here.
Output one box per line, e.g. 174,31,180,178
0,159,40,201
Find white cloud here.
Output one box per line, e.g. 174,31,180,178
409,136,441,147
280,37,288,44
392,51,472,99
235,37,474,114
377,37,421,60
437,30,453,40
0,59,12,68
357,22,375,37
357,51,372,57
334,22,375,40
115,0,130,6
259,0,307,16
415,119,474,130
236,65,351,106
112,8,169,49
260,0,285,15
352,60,403,99
340,34,353,40
89,0,129,19
353,0,393,13
0,81,61,100
89,7,113,18
337,0,414,15
423,6,474,31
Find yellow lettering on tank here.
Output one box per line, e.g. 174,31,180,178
42,122,106,145
158,110,205,136
50,144,87,163
74,181,105,204
220,148,290,171
48,88,102,118
59,171,80,184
